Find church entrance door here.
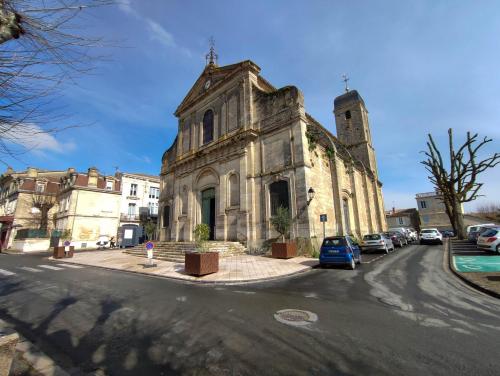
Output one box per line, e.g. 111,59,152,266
201,188,216,240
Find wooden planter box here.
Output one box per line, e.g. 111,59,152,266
185,252,219,276
53,246,74,259
271,242,297,259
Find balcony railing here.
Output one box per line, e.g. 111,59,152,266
120,214,139,221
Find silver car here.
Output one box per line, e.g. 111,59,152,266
477,227,500,253
360,233,394,254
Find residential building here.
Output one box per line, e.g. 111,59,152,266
118,172,160,228
415,191,453,230
0,167,66,250
55,167,121,249
386,208,420,231
159,53,387,251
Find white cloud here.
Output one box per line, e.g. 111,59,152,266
146,19,175,48
2,123,76,154
118,0,182,51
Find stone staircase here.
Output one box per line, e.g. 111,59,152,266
123,241,247,263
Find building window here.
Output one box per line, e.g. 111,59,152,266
128,203,136,217
203,109,214,144
343,198,351,234
181,186,188,215
106,181,113,190
345,110,351,120
130,183,137,196
422,215,429,223
36,182,45,193
269,180,289,216
398,217,404,225
148,202,158,215
420,200,427,209
149,187,159,199
163,206,170,228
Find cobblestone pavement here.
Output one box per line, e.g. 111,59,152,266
53,250,318,284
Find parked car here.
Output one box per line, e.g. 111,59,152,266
419,228,443,245
360,233,394,254
468,225,497,244
441,230,454,238
388,227,413,242
384,231,408,248
467,223,495,236
408,228,419,241
477,227,500,253
319,236,362,270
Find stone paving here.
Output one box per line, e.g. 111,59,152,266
53,250,318,284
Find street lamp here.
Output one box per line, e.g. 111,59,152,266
307,187,315,205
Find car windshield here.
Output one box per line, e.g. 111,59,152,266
363,234,381,240
323,238,346,246
480,229,498,237
421,229,437,234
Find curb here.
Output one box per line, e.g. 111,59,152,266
446,239,500,300
52,257,317,286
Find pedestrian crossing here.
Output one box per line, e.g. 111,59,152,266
0,263,85,277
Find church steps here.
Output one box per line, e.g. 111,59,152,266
123,241,246,262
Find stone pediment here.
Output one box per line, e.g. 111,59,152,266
174,60,260,117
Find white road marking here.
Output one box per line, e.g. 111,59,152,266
56,264,83,269
0,268,16,276
19,267,43,273
38,265,63,271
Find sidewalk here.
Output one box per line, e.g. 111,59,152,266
54,250,318,284
448,239,500,299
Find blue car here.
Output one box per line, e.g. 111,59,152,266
319,236,362,270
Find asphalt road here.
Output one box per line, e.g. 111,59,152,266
1,244,499,376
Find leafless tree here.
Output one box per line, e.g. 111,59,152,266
0,0,113,165
476,202,500,222
422,128,500,239
31,192,56,231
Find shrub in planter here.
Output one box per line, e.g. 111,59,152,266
270,206,297,259
185,224,219,276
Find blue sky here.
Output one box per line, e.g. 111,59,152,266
10,0,500,211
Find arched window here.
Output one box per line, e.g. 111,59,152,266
270,180,289,216
229,174,239,206
203,110,214,144
345,110,351,120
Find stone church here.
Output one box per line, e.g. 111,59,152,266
158,51,386,251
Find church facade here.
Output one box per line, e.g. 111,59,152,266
158,57,386,251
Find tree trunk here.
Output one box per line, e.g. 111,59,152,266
453,201,466,239
40,207,49,232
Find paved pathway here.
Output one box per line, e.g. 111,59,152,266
53,250,318,283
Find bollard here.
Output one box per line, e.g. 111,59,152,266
0,330,19,376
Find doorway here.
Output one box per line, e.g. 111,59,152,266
201,188,216,240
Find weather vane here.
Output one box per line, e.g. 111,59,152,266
342,74,350,92
205,36,218,66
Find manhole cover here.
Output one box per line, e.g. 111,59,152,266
274,309,318,327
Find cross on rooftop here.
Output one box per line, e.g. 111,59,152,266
206,37,218,66
342,74,350,92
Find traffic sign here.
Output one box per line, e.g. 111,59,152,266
145,241,154,250
320,214,328,222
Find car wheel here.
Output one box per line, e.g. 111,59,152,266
349,258,356,270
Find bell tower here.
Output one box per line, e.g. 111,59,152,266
333,86,378,176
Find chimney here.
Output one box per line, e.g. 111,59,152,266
88,167,98,187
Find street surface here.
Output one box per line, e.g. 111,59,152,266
1,244,499,375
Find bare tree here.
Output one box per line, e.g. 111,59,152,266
422,128,500,239
31,192,56,231
476,202,500,222
0,0,113,164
